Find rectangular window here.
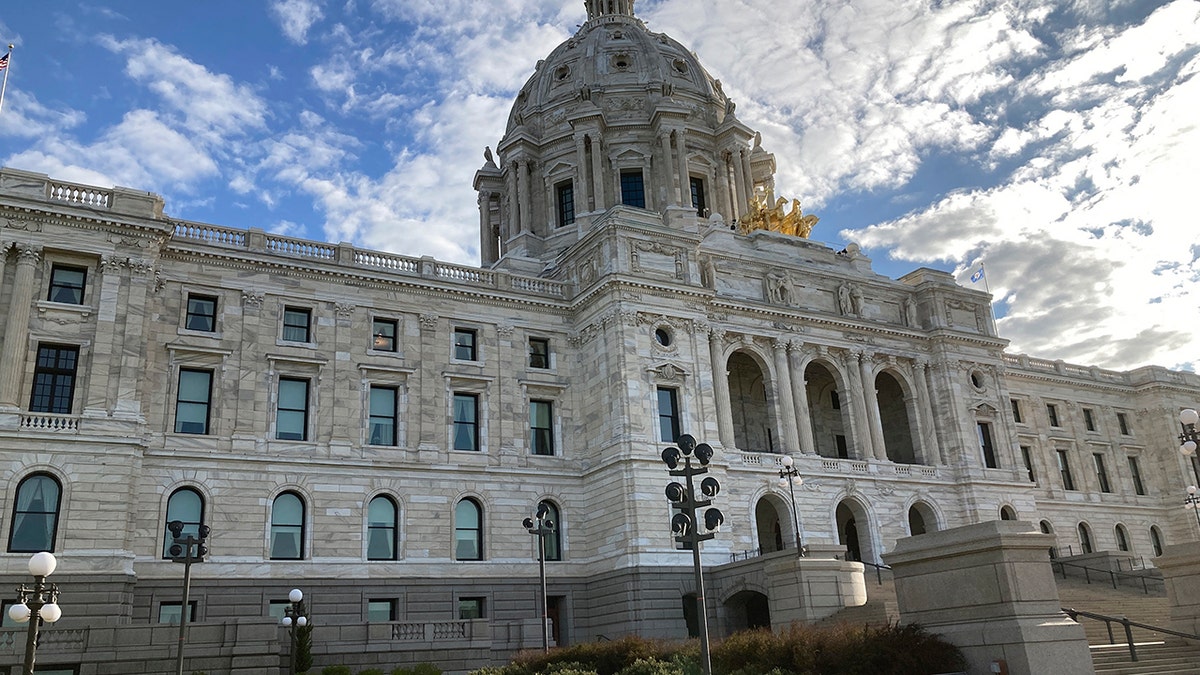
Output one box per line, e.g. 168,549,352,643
458,597,485,620
1117,412,1131,436
528,338,550,369
1093,453,1111,493
368,599,398,622
185,294,218,332
174,368,213,434
620,170,646,208
453,328,477,361
690,176,707,217
1083,408,1096,432
657,387,681,443
1,600,25,628
977,422,998,469
1057,449,1075,490
1046,403,1060,427
372,318,398,352
282,307,311,343
556,182,576,227
1010,398,1023,423
452,393,479,451
47,264,87,304
530,400,554,456
368,386,398,446
29,344,79,414
276,378,309,441
835,434,849,459
268,600,291,621
831,391,841,410
1020,446,1035,482
1128,456,1145,496
158,601,198,624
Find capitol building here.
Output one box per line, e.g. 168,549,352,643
0,1,1197,673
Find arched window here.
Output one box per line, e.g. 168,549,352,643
270,492,305,560
9,474,62,553
1114,524,1130,552
1078,522,1093,554
367,495,398,561
539,500,562,562
999,505,1017,521
1039,520,1054,534
162,488,204,558
455,498,483,561
1150,525,1164,557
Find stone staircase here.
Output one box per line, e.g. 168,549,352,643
818,568,1200,674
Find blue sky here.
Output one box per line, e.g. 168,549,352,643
1,0,1197,373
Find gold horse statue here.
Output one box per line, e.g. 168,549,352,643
737,194,819,238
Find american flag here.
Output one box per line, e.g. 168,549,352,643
0,53,8,72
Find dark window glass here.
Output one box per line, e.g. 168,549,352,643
620,170,646,208
1057,450,1075,490
158,601,198,624
185,295,218,332
48,265,86,304
1083,408,1096,431
455,499,482,561
1117,412,1131,436
835,434,849,459
1128,456,1146,495
556,182,575,227
453,328,477,361
1094,453,1111,493
8,474,62,553
657,387,680,443
270,492,305,560
30,345,79,414
1115,525,1129,552
1078,523,1093,554
368,599,397,622
1021,446,1035,482
276,378,309,441
1010,398,1022,423
530,400,554,456
372,318,398,352
458,597,485,619
282,307,311,343
175,369,213,434
528,338,550,369
978,422,997,469
368,386,397,446
367,496,398,561
1151,526,1164,556
539,500,562,562
162,488,204,558
453,393,479,451
690,176,706,217
831,391,841,409
1047,403,1060,427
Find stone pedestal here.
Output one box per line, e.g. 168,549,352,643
1154,541,1200,639
763,554,867,625
882,520,1093,675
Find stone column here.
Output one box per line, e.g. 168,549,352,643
912,360,944,464
417,313,440,455
0,242,8,314
788,345,816,455
708,328,736,449
83,256,125,416
574,134,589,215
517,159,532,233
478,192,495,264
731,149,749,218
112,259,152,420
1155,541,1200,637
659,133,677,207
741,148,755,202
860,353,888,460
844,351,872,460
773,339,800,454
884,521,1093,675
717,155,733,220
0,244,41,409
505,165,519,236
677,130,692,210
590,135,605,211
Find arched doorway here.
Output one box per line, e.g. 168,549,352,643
876,371,917,464
724,590,771,634
804,361,851,459
754,496,788,554
908,502,937,536
836,500,871,562
727,352,776,453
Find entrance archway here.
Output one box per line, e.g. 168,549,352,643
724,590,770,634
754,496,787,554
836,500,873,562
876,371,917,464
804,361,851,459
728,351,776,453
907,501,938,536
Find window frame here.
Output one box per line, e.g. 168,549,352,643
528,337,551,370
1093,453,1111,493
47,264,87,305
452,328,478,362
282,306,312,343
162,487,205,559
530,399,555,456
620,170,646,208
366,495,399,561
657,387,681,443
1056,449,1076,491
1117,412,1132,436
174,368,214,435
539,500,562,562
1010,398,1023,423
452,392,480,452
276,377,310,441
1115,524,1130,552
1128,456,1146,496
689,176,707,217
1020,445,1035,483
158,600,199,624
1083,408,1096,432
269,491,306,560
8,473,63,554
371,318,399,353
29,344,80,415
368,385,399,447
367,598,398,622
1046,403,1060,428
454,498,484,561
556,181,576,228
458,596,486,619
977,422,998,469
184,294,219,333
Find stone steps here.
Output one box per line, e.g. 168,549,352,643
1090,641,1200,674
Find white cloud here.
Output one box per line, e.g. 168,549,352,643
270,0,326,45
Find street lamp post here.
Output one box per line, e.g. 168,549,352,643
778,456,805,556
8,551,64,675
1185,486,1200,534
168,520,210,675
522,503,556,653
662,434,723,675
280,589,309,675
1180,409,1200,486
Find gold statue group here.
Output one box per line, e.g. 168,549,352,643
737,193,819,239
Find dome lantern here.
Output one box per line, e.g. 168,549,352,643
585,0,635,19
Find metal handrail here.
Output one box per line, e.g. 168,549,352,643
1051,559,1164,594
1062,606,1200,663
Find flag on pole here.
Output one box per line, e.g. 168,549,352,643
0,45,11,116
970,267,985,283
0,52,9,72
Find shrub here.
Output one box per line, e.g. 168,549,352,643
614,658,684,675
393,666,443,675
321,667,353,675
358,670,387,675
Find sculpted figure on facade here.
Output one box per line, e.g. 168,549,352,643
902,296,918,327
837,283,853,316
850,285,864,317
765,270,792,305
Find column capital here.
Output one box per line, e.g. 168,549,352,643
771,338,789,352
241,290,265,308
14,243,41,265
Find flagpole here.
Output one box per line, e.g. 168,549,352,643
0,45,13,116
980,262,990,294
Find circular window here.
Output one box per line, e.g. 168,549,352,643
672,58,689,75
969,370,985,391
612,53,632,71
554,65,570,81
654,328,672,347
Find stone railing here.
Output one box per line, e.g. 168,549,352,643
19,413,79,433
170,223,569,300
48,180,112,208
